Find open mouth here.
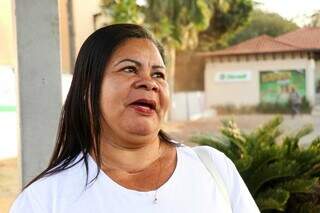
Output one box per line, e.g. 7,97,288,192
130,99,157,111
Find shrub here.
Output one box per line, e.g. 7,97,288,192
213,104,257,115
212,97,312,115
191,116,320,212
256,103,289,114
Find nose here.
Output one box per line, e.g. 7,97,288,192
133,77,159,92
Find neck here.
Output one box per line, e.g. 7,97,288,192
97,134,163,173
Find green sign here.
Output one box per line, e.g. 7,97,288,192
260,70,306,104
215,71,251,82
0,105,16,112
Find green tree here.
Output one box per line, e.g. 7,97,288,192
100,0,211,99
227,9,299,46
309,10,320,27
197,0,253,51
191,117,320,212
100,0,144,24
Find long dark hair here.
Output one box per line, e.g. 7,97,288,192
24,24,174,189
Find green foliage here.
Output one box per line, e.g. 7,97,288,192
212,98,312,115
100,0,144,24
100,0,212,49
99,0,215,94
257,97,312,114
309,10,320,27
142,0,212,49
227,9,299,46
191,116,320,212
213,104,256,115
100,0,255,51
198,0,254,51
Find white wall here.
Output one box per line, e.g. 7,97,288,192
171,91,205,121
72,0,100,55
0,67,72,160
205,54,314,108
315,60,320,88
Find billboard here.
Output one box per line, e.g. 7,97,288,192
259,69,306,104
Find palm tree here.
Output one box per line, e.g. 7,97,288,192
310,10,320,27
100,0,212,119
142,0,211,94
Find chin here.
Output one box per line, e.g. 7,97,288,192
125,123,157,136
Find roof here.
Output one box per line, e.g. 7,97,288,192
203,27,320,57
276,27,320,49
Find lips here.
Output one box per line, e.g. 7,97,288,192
129,99,157,115
129,99,156,110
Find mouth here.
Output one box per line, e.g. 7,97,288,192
129,99,156,110
129,99,157,115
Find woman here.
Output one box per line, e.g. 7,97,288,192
10,24,259,212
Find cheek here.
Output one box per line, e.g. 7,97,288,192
159,85,170,113
100,81,125,117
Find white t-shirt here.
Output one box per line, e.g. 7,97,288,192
10,145,260,213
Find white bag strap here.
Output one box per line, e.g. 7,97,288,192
193,146,233,213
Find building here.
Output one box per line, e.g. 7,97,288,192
0,0,104,73
202,28,320,111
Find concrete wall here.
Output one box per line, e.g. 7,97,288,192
58,0,100,73
0,0,100,73
306,59,316,105
0,0,14,65
0,66,72,160
204,53,315,108
72,0,100,55
59,0,71,73
315,60,320,89
171,91,205,121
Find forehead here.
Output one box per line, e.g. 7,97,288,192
109,38,164,65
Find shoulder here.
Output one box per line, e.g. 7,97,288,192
177,145,237,189
10,155,93,213
179,145,259,212
189,145,239,189
178,145,233,172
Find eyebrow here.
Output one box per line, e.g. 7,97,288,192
114,58,166,70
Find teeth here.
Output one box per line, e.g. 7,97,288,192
139,105,151,110
130,99,155,110
132,103,149,109
134,102,153,109
138,104,149,108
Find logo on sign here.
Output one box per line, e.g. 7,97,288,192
215,71,251,82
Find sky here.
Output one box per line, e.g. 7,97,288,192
256,0,320,26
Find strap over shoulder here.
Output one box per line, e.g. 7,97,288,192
193,146,233,213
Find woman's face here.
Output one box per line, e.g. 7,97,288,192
99,38,169,145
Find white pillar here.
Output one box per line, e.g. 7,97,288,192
13,0,62,187
306,59,316,105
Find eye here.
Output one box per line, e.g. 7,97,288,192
152,72,166,80
122,66,137,74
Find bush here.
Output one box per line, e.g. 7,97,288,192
256,103,289,114
258,96,312,114
191,116,320,212
213,104,257,115
213,98,312,115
